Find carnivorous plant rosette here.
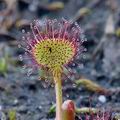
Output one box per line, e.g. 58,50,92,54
19,18,86,120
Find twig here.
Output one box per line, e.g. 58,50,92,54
71,0,104,22
76,107,99,114
92,14,115,59
109,87,120,93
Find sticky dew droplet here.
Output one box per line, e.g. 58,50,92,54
22,36,25,41
83,54,86,59
72,63,76,67
51,84,54,88
18,44,21,48
45,78,49,83
42,82,47,88
66,94,69,98
72,83,76,88
19,55,23,61
78,64,84,69
22,29,25,33
84,48,87,52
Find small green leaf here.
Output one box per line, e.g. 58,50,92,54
0,58,7,74
116,28,120,37
47,2,64,11
8,109,16,120
49,104,56,114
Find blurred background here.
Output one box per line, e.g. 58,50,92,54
0,0,120,119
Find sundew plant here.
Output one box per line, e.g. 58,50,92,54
18,18,87,120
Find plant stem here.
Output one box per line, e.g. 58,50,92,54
53,68,63,120
76,107,99,114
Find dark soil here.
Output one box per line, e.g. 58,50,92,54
0,0,120,119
